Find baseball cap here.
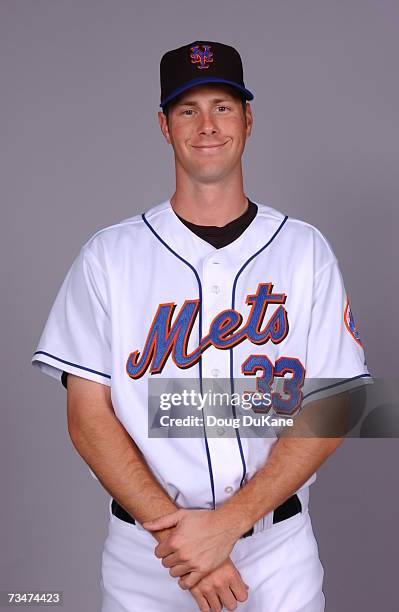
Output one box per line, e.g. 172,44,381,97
160,41,254,110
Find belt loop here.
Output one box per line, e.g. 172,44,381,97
297,487,309,513
246,488,309,536
262,510,274,530
108,497,115,522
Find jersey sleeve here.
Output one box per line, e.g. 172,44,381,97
31,245,112,387
302,254,372,406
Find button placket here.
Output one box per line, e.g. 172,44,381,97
201,254,229,379
200,254,245,505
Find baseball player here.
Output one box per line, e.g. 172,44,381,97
32,41,372,611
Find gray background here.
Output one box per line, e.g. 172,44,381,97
1,0,398,610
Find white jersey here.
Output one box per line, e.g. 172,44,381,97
32,200,371,509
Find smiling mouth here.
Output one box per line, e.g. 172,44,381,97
191,142,228,150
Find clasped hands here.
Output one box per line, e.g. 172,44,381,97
143,508,249,611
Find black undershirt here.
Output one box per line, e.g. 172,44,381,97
61,199,258,389
175,199,257,249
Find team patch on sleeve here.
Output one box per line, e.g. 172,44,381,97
344,297,363,346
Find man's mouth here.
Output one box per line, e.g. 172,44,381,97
191,142,228,151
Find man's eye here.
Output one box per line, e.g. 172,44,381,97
216,106,229,112
182,109,194,116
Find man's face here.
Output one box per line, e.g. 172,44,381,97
158,85,253,185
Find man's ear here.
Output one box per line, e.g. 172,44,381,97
245,103,253,138
158,111,172,144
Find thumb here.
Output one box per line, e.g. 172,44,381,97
143,510,181,531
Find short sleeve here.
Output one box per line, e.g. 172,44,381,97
302,258,372,405
31,245,112,386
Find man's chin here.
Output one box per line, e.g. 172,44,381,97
189,166,233,185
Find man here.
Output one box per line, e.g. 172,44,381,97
32,41,371,611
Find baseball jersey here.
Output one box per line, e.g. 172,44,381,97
32,199,371,509
59,200,258,390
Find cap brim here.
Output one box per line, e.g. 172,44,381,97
160,76,254,109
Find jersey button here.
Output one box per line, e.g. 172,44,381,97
211,285,220,294
216,427,225,436
211,368,220,377
224,486,234,494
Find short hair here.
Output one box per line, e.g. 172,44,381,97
163,85,248,125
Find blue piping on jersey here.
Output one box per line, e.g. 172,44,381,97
230,215,289,487
302,373,372,401
142,212,216,510
33,350,111,379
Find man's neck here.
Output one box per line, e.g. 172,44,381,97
170,175,248,227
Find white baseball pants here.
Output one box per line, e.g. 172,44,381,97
100,497,325,612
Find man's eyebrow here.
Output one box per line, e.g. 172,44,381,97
175,98,235,107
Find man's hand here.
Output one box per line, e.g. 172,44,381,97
143,508,244,585
189,558,249,612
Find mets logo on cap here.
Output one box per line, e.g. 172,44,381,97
344,297,363,346
190,44,213,69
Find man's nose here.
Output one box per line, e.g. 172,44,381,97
198,111,219,135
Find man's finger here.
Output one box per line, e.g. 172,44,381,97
161,551,183,568
190,587,210,612
169,563,193,578
154,541,175,558
201,590,222,612
217,586,238,610
229,580,249,603
179,571,204,590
